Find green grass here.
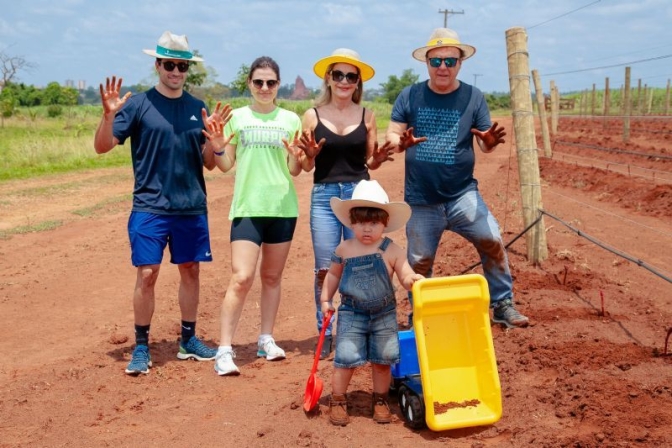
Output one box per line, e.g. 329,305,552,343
71,194,133,217
0,99,517,184
0,108,132,181
0,219,63,239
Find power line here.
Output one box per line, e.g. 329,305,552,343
543,53,672,76
590,43,672,63
527,0,602,30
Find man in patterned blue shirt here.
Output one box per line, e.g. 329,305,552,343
386,28,529,328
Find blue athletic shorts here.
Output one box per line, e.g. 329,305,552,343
230,217,297,246
128,212,212,266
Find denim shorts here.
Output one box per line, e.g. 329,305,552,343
333,302,400,368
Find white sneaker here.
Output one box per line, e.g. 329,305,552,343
214,350,240,376
257,338,286,361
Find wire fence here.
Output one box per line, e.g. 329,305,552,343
467,205,672,285
549,148,672,184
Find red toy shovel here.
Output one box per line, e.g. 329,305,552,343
303,309,334,412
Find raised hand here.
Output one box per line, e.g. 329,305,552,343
205,101,233,129
471,122,506,151
282,131,303,160
371,140,395,165
99,76,132,116
298,130,325,159
201,108,234,152
398,127,427,152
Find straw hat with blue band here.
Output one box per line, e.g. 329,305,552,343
412,28,476,62
313,48,375,82
143,31,204,62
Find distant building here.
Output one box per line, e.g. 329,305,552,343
65,79,74,88
78,80,86,90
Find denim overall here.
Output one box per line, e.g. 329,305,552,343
333,237,400,368
338,237,395,312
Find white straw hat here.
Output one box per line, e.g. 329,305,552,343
142,31,203,62
330,180,411,233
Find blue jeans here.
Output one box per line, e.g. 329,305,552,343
406,189,513,306
310,182,357,336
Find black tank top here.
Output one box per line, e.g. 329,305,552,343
313,107,370,184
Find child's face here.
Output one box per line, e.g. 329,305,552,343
351,220,385,245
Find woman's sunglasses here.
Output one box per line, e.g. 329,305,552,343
428,57,459,68
330,70,359,85
251,79,279,89
160,60,190,73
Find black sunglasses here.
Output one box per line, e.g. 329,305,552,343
428,57,459,68
251,79,279,89
160,60,190,73
330,70,359,85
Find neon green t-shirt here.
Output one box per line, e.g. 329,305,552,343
225,106,302,220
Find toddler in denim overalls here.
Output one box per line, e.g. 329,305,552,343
320,180,423,426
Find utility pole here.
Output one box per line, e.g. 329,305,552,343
438,8,464,27
473,74,482,87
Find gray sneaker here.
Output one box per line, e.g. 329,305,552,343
492,299,530,328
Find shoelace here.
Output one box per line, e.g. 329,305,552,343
131,348,149,363
188,338,207,351
218,350,236,360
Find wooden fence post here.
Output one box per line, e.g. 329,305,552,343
666,79,670,116
550,81,558,135
636,79,642,115
603,77,610,131
623,67,631,142
532,69,552,157
505,26,548,264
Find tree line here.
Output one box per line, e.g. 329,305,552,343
0,50,511,117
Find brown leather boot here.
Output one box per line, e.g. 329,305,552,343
372,392,392,423
329,393,350,426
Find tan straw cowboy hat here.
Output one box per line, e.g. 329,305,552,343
412,28,476,62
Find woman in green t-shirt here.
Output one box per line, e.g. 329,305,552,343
204,56,303,376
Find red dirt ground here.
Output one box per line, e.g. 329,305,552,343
1,116,671,447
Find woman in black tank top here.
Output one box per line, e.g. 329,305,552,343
298,48,396,359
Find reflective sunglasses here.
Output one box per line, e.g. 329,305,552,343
330,70,359,85
428,57,459,68
252,79,279,89
160,60,190,73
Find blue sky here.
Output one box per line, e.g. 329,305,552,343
1,0,671,95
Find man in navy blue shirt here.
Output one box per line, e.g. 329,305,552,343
386,28,529,329
94,31,231,375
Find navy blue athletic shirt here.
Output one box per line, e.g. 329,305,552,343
114,87,208,215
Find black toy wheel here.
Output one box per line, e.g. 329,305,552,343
397,385,425,429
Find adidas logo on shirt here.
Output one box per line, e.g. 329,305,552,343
190,115,198,121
